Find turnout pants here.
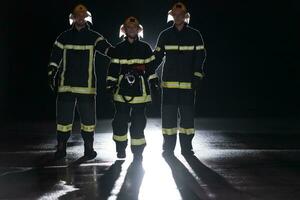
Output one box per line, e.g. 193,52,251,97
56,93,96,151
112,102,147,155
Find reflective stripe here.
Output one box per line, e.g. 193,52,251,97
63,45,94,50
165,45,196,51
148,74,158,80
196,45,205,50
114,76,151,104
58,86,96,94
165,45,179,50
81,124,96,132
144,55,155,63
194,72,204,78
161,82,192,89
113,134,128,142
60,49,67,86
107,76,118,82
49,62,59,68
88,46,93,88
179,46,195,51
179,128,195,135
54,41,64,49
131,138,146,146
111,58,120,64
155,47,161,52
94,37,104,46
162,128,178,135
57,124,72,132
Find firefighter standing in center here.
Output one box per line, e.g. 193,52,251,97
106,17,159,161
48,4,113,159
154,2,206,156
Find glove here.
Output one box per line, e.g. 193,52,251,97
149,77,160,92
48,65,58,91
106,80,117,94
192,77,202,91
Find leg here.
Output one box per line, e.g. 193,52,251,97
112,102,130,158
179,104,195,156
162,104,178,155
77,94,97,159
129,103,147,161
55,93,76,159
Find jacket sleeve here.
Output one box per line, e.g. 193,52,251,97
106,47,120,83
153,32,166,69
48,34,64,76
193,31,207,79
144,44,157,81
94,34,113,58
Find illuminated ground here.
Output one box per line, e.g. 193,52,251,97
0,118,300,200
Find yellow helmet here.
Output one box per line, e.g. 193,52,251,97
167,2,190,24
69,4,92,25
119,16,144,38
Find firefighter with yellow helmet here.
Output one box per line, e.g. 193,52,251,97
106,17,159,161
48,4,113,159
154,2,206,156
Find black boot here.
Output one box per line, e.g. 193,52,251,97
179,133,195,156
162,135,177,157
116,141,127,159
54,133,70,159
81,133,97,160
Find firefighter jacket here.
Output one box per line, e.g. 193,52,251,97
154,24,206,90
107,38,157,104
48,25,112,95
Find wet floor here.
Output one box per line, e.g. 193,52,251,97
0,118,300,200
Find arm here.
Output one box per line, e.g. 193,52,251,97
106,48,120,91
193,31,207,80
152,32,166,70
94,35,113,58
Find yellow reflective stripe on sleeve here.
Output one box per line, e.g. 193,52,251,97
148,74,158,80
194,72,204,78
196,45,205,50
107,76,118,82
162,128,178,135
94,37,104,46
155,47,161,52
131,138,146,146
113,134,128,142
88,47,93,88
60,49,67,86
144,55,155,63
165,45,179,50
161,82,192,89
57,124,72,132
63,45,94,50
55,41,64,49
81,124,96,132
49,62,59,68
58,86,96,94
111,58,120,64
179,128,195,135
179,46,195,51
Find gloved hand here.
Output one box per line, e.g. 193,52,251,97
192,77,202,91
106,80,118,94
48,65,58,91
149,77,160,92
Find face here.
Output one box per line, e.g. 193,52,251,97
172,9,186,26
73,12,87,27
125,24,139,39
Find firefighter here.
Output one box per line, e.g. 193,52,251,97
153,2,206,156
48,4,113,159
106,17,159,161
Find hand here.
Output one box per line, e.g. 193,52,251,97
149,77,160,92
106,80,117,94
48,65,58,91
192,77,202,91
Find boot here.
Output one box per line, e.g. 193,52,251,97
179,133,194,156
162,135,177,157
54,133,70,159
81,133,97,160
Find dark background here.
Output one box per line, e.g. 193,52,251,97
0,0,299,122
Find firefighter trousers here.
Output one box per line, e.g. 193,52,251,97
112,102,147,155
56,93,96,151
162,104,195,153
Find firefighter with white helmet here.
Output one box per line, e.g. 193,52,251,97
154,2,207,156
106,16,159,161
48,4,113,159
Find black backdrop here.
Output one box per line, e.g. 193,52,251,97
1,0,299,122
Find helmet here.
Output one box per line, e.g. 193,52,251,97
119,16,144,38
167,2,190,24
69,4,92,25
